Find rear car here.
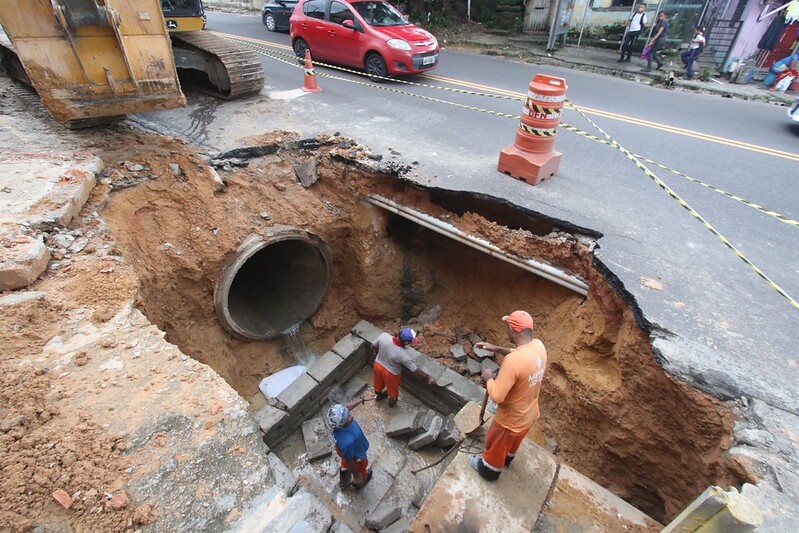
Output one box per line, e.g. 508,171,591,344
289,0,439,79
789,99,799,123
262,0,298,32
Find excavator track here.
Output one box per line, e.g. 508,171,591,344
170,31,264,100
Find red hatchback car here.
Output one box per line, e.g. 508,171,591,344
290,0,439,79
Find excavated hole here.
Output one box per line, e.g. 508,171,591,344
102,135,742,523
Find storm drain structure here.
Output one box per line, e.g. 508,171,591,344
107,137,744,528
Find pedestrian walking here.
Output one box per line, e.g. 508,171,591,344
643,11,669,72
373,328,436,407
680,26,706,80
618,3,648,63
468,310,547,481
327,393,376,490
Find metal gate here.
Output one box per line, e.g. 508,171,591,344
524,0,551,31
705,18,743,69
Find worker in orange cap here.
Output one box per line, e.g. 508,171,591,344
469,310,548,481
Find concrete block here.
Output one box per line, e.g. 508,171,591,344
408,349,446,381
481,358,499,375
662,486,759,533
414,410,435,433
276,373,318,412
302,417,333,462
444,376,485,406
341,376,369,400
331,333,366,360
352,320,384,344
434,415,461,448
233,488,334,532
408,415,443,450
412,437,556,533
347,467,393,520
466,358,481,375
385,410,422,438
265,452,299,496
449,344,467,361
381,517,411,533
453,402,492,442
0,236,50,291
331,521,355,533
435,367,461,388
307,351,343,384
254,404,288,434
473,346,493,359
365,505,401,530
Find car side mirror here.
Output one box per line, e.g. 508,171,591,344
342,19,357,30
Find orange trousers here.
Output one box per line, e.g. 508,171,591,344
373,362,402,400
482,421,529,471
336,448,369,480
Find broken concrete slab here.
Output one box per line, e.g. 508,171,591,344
408,415,443,451
661,485,758,533
265,452,299,496
434,415,461,448
536,463,662,532
365,504,401,530
0,152,102,230
232,487,334,532
0,236,50,291
346,467,394,521
450,344,467,361
466,358,481,375
385,410,422,438
412,436,556,532
301,417,333,462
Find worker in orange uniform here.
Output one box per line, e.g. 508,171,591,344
373,328,436,407
469,310,547,481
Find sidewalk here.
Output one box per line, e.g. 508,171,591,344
447,32,797,105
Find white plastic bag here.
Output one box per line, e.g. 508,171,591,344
774,75,795,93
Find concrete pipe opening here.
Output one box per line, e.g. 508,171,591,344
214,228,331,340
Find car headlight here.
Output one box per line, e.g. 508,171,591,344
387,39,411,51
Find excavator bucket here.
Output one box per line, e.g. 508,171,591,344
0,0,186,122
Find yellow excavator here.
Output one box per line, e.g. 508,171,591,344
0,0,264,124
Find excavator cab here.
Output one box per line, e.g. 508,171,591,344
0,0,186,123
0,0,264,124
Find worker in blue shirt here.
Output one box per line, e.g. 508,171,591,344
327,393,376,489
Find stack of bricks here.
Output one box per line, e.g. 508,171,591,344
254,333,370,447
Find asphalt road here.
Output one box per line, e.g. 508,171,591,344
163,11,799,413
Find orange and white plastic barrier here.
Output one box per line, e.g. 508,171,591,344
497,74,567,184
302,49,321,93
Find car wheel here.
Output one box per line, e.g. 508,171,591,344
263,13,277,32
365,52,388,82
293,38,309,60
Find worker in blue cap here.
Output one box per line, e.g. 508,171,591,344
372,327,436,407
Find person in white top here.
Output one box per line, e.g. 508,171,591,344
619,3,648,63
372,328,435,407
680,26,706,80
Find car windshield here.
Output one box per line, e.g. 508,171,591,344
352,1,407,26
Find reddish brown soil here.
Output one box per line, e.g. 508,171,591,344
1,126,743,528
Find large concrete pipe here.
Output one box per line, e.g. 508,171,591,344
214,228,331,340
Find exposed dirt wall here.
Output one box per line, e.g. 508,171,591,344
95,130,742,522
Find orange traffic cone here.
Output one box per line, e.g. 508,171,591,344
497,74,567,185
302,49,321,93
